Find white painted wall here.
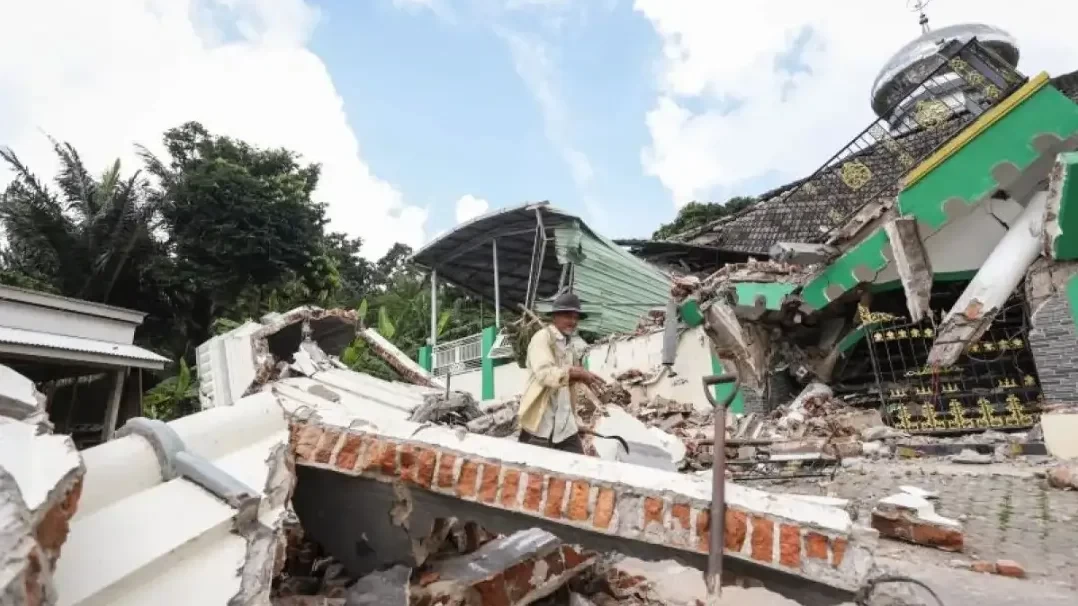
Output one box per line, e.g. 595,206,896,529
448,327,716,413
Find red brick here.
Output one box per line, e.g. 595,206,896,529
478,463,500,503
378,442,399,476
501,469,522,508
415,449,437,487
472,576,509,606
334,434,363,470
871,511,963,552
523,474,544,511
362,439,386,472
313,429,341,464
456,460,480,498
971,561,996,574
545,548,567,577
545,478,567,518
995,560,1026,578
804,532,828,560
561,545,591,570
567,481,591,522
293,424,323,460
831,537,848,568
643,498,664,528
593,488,616,529
725,509,747,552
779,524,801,568
695,510,710,553
398,446,417,483
504,560,539,603
671,503,691,530
750,517,774,562
437,453,457,488
36,479,82,564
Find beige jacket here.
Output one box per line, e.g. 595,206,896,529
518,325,581,435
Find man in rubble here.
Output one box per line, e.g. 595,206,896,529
517,292,604,454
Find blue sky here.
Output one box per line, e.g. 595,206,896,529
308,0,673,240
4,0,1078,258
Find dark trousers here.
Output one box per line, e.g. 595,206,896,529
518,430,585,454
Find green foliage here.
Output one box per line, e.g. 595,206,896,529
651,196,756,240
143,359,198,421
0,122,491,419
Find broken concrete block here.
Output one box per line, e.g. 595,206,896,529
1041,412,1078,460
952,448,992,464
0,364,50,431
0,417,85,606
994,560,1026,579
1046,463,1078,490
883,217,933,322
871,492,963,552
412,529,594,606
593,407,678,470
344,565,410,605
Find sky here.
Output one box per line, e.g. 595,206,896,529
2,0,1078,259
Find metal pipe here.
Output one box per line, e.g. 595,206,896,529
430,270,438,348
493,239,501,328
701,371,740,603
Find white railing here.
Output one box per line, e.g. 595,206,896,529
432,332,484,376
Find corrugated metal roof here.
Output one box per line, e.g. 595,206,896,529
0,325,168,369
541,221,671,334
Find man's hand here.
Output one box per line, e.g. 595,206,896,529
569,367,604,386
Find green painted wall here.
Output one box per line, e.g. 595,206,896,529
679,299,705,327
418,345,432,372
801,228,890,310
899,86,1078,229
481,325,497,400
710,353,745,414
734,282,797,310
1051,152,1078,261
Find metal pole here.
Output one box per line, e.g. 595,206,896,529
701,371,741,604
493,239,501,328
430,270,438,348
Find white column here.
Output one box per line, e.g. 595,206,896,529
493,239,501,328
927,191,1047,366
430,270,438,348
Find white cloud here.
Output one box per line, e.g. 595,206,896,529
499,29,606,227
0,0,426,259
455,194,490,223
634,0,1078,207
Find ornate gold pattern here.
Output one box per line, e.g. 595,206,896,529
828,208,845,224
976,397,1004,428
840,160,872,191
1023,375,1037,387
895,404,914,431
913,99,952,130
869,125,916,167
920,403,946,430
1005,394,1033,426
948,399,974,429
857,304,897,326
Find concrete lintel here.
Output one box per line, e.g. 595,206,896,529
883,218,933,322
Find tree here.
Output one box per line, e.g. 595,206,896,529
140,122,337,352
651,196,756,240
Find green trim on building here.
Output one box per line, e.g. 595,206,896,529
837,326,866,354
481,325,497,400
1049,152,1078,261
418,345,432,372
680,299,705,327
710,353,745,414
733,282,797,310
801,228,890,310
1066,274,1078,328
899,86,1078,230
582,354,590,371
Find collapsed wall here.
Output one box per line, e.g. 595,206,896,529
286,406,877,603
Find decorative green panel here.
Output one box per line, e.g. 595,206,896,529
710,353,744,415
481,325,496,400
1050,152,1078,261
418,345,432,372
733,282,797,310
801,229,890,310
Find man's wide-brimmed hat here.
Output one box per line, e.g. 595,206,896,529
550,292,588,319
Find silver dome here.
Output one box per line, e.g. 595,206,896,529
870,23,1019,117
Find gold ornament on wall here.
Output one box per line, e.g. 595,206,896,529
840,160,873,191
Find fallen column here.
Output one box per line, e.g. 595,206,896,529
288,407,878,600
883,218,933,323
927,191,1048,366
357,328,444,390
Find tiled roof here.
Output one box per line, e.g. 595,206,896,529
679,71,1078,256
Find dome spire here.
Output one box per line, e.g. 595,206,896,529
909,0,933,34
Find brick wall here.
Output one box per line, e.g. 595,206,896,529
288,415,875,592
1028,293,1078,403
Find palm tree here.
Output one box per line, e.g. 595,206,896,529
0,139,160,306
